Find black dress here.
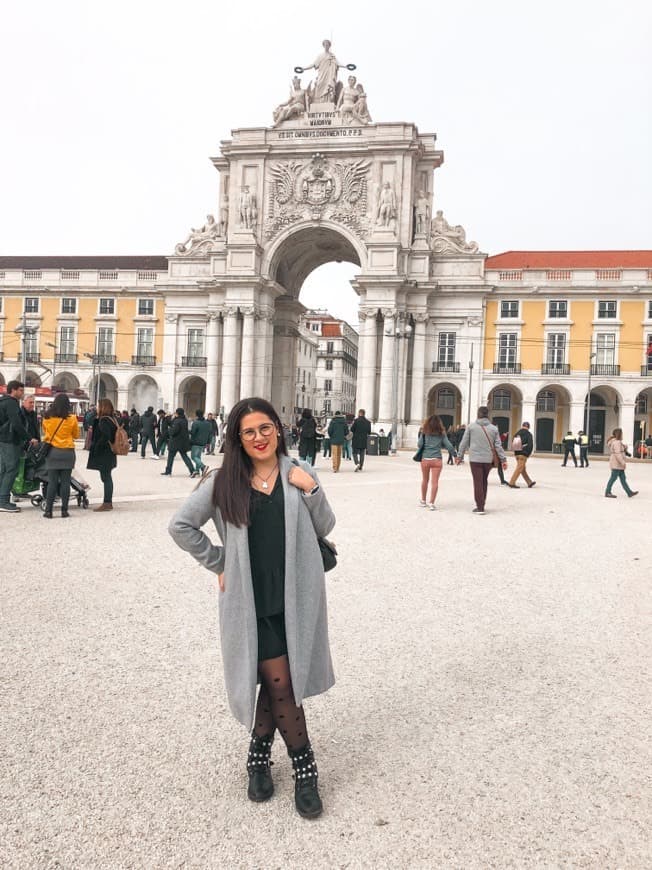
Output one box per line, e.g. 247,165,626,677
248,475,287,661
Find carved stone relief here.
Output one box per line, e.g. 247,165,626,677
265,153,370,240
430,209,479,254
174,214,222,256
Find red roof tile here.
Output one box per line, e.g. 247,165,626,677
321,323,342,337
485,251,652,269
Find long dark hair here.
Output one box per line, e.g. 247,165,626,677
212,397,287,527
422,414,444,436
46,393,73,419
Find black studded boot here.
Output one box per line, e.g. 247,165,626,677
246,733,274,802
289,741,322,819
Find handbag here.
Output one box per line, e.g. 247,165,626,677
413,434,425,462
39,417,65,460
291,459,337,572
480,424,501,468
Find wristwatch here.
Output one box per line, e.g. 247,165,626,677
304,483,320,496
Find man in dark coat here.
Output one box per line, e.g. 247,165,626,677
189,410,212,475
0,381,38,512
562,430,578,467
127,409,141,452
140,406,159,459
20,395,41,442
327,410,349,473
156,409,170,456
161,408,196,477
507,421,535,489
350,408,371,472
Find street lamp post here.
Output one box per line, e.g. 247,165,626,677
46,340,57,387
586,350,597,451
385,320,412,455
467,343,475,425
14,313,39,384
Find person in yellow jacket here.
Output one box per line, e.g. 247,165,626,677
41,393,80,518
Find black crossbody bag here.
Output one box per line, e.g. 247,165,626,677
291,459,337,572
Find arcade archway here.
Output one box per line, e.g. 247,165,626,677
89,373,118,407
54,372,80,392
426,383,462,429
128,375,159,412
178,376,206,416
535,384,572,451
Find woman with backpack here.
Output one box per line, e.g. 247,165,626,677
87,398,119,512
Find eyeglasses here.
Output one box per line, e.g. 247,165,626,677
239,423,276,442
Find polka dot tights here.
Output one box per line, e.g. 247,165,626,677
253,654,308,751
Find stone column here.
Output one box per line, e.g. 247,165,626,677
377,309,397,423
204,312,220,414
409,313,428,424
160,312,179,411
620,401,636,445
253,310,268,396
220,306,240,415
569,401,586,437
240,306,257,398
356,308,378,417
263,313,275,399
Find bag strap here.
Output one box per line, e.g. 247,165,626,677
480,424,499,463
44,416,66,446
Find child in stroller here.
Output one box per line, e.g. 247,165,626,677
19,444,90,511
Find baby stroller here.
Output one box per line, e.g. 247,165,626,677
19,444,90,510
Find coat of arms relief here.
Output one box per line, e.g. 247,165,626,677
265,153,371,240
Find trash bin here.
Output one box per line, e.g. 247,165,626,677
552,443,562,454
367,434,379,456
378,436,389,456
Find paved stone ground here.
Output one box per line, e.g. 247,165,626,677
2,448,651,869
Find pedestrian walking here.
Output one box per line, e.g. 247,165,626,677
321,423,331,458
207,413,219,455
128,409,141,453
578,431,590,467
41,393,80,519
140,406,159,459
562,430,578,467
416,414,456,510
298,408,317,466
328,411,348,472
190,410,211,475
351,408,371,471
446,426,456,465
156,410,170,456
604,428,638,499
169,397,335,819
160,408,196,477
456,406,507,514
0,381,39,513
507,421,536,489
87,398,119,512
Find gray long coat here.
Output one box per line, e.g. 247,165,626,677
168,455,336,730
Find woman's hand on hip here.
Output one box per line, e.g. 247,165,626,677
288,465,316,493
218,572,225,592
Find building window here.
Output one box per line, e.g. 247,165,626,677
97,327,114,357
137,328,154,357
323,399,331,414
546,333,566,366
25,329,39,356
635,394,647,414
437,388,455,409
438,332,456,365
24,297,39,313
548,300,568,318
537,390,556,412
59,326,75,355
324,379,333,392
0,297,3,312
187,328,204,357
325,359,333,370
491,388,511,411
99,298,115,315
308,372,311,385
598,300,617,319
648,301,652,319
596,333,615,365
326,340,334,353
311,323,319,332
138,299,154,316
61,297,77,314
498,333,518,366
500,301,519,318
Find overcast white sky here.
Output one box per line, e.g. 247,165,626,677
2,0,650,326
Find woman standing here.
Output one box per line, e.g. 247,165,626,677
41,394,80,519
87,398,119,512
297,407,317,466
605,428,639,499
169,397,336,819
417,414,456,510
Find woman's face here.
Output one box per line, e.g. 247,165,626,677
238,411,279,463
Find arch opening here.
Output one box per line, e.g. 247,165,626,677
270,226,361,297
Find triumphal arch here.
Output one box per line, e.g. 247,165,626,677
163,41,485,442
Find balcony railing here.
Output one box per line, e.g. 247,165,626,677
493,362,521,374
541,363,570,376
55,353,78,364
95,354,117,365
181,356,207,367
590,364,620,376
131,355,157,366
431,361,461,373
641,365,652,377
17,352,41,363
